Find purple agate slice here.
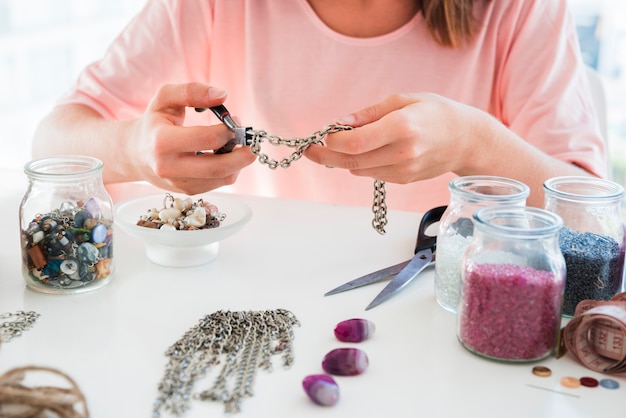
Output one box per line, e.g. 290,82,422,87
334,318,376,342
302,374,339,406
322,348,369,376
85,197,102,218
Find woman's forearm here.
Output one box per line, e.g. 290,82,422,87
460,112,596,207
32,104,138,183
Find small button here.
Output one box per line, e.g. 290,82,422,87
579,377,599,388
560,376,581,388
599,379,620,390
531,366,551,377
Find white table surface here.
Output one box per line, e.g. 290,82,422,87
0,168,624,418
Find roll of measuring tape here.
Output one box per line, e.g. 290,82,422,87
562,291,626,376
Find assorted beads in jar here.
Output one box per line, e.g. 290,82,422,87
543,176,625,317
435,176,529,313
457,206,565,362
19,156,114,294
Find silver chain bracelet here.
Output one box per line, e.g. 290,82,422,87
197,106,388,234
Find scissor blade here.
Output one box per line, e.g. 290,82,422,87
324,260,410,296
365,249,433,310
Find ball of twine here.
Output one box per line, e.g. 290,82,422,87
0,366,89,418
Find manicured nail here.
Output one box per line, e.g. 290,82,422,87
208,87,227,99
336,114,355,125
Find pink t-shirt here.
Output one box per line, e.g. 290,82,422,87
59,0,605,213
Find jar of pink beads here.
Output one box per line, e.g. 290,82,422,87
457,206,566,362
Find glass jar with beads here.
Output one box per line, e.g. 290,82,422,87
19,156,114,294
457,206,566,362
434,176,530,313
543,176,625,317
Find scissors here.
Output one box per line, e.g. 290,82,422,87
325,205,447,310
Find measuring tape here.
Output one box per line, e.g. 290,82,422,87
562,291,626,375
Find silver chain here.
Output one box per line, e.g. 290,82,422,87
372,179,388,234
153,309,300,416
249,124,352,169
249,124,388,234
0,311,40,344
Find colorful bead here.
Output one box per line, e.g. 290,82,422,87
184,206,207,227
60,259,79,279
136,193,225,230
21,198,114,290
322,348,369,376
458,263,562,361
580,377,599,388
559,227,624,316
302,374,339,406
560,376,581,388
73,210,89,228
334,318,375,343
159,207,182,223
531,366,551,377
85,197,102,218
599,378,620,389
91,223,108,244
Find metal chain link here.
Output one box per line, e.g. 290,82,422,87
249,124,352,169
0,311,40,344
372,180,388,235
248,124,389,234
154,309,300,416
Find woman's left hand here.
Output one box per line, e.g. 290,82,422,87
305,92,487,183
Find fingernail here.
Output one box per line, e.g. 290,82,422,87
208,87,227,99
336,114,355,125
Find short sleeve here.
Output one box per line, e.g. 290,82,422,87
57,0,214,120
495,0,607,177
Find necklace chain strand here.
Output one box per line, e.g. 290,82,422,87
248,124,388,234
372,179,388,234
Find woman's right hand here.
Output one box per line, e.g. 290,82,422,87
33,82,256,195
124,82,256,195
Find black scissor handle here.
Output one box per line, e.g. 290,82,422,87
414,205,447,253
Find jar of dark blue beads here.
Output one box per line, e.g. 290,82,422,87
19,156,114,294
543,176,625,317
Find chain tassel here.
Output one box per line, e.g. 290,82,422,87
153,309,300,416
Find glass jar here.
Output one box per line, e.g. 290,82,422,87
435,176,530,313
543,176,625,317
457,206,565,363
19,156,114,294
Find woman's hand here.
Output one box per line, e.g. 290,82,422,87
124,82,256,194
305,93,485,183
34,82,256,196
305,92,593,207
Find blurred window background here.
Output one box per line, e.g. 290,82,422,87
569,0,626,193
0,0,144,167
0,0,624,204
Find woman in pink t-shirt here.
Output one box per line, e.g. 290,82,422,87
32,0,605,212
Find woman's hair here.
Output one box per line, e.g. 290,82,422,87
419,0,485,48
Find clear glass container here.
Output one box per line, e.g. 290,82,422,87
19,156,114,294
435,176,530,313
457,206,565,363
543,176,625,317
